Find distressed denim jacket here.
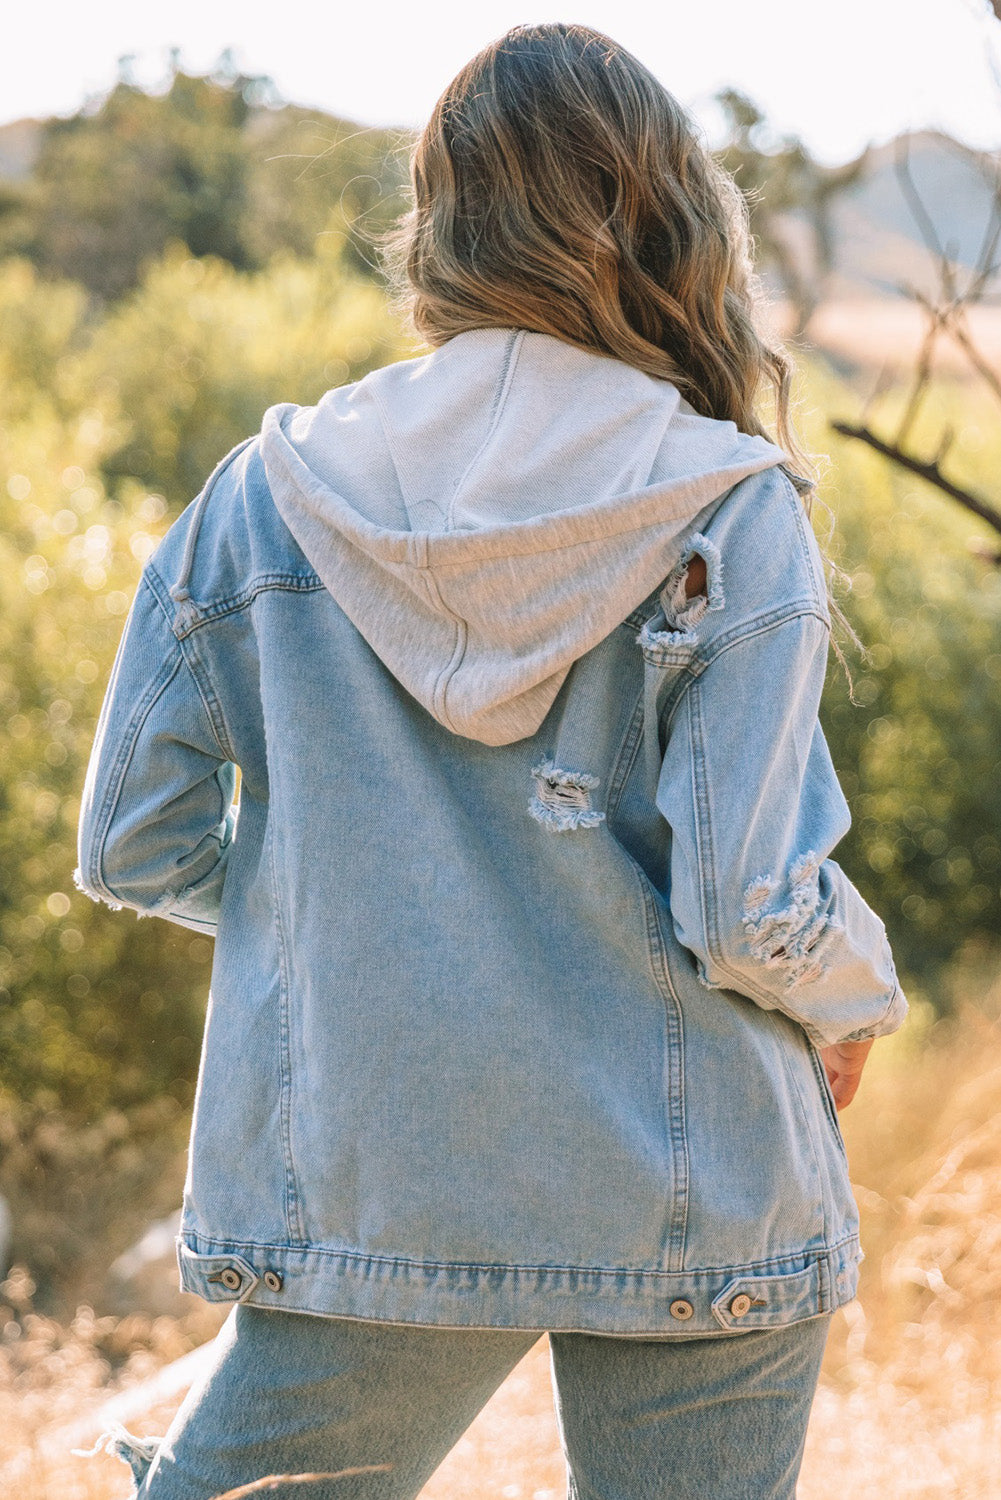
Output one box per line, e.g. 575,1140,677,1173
77,330,906,1336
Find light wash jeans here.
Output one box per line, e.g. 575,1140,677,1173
111,1306,830,1499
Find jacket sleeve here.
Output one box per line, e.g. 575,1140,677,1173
655,607,907,1048
75,571,237,934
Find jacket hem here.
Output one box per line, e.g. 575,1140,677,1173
176,1234,861,1336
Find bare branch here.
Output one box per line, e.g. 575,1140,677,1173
895,136,948,267
945,306,1001,405
894,307,942,447
933,425,956,467
830,420,1001,540
905,286,1001,408
971,177,1001,285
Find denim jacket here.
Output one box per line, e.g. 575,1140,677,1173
77,330,906,1336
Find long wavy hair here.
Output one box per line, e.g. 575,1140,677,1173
384,22,816,492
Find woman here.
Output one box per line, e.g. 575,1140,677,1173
77,23,906,1500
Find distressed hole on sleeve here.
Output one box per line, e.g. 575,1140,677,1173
740,851,840,990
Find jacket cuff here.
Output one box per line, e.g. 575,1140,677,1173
840,982,908,1043
803,982,908,1049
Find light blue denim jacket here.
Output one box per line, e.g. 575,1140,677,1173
77,330,906,1336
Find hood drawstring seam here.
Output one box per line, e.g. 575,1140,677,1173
444,329,522,533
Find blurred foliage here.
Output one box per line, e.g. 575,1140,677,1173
67,243,401,503
810,364,1001,979
0,62,410,299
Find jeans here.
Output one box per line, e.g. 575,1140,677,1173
110,1306,831,1500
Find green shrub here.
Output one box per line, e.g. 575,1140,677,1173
808,362,1001,983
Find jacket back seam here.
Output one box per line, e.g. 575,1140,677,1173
634,869,690,1272
603,693,646,821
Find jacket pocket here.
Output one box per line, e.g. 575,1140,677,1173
806,1039,849,1166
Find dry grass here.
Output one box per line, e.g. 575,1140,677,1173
3,987,1000,1499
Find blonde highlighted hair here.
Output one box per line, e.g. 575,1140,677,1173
384,22,816,491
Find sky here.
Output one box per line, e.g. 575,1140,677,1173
5,0,1001,164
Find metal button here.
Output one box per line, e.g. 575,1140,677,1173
263,1270,284,1292
730,1293,752,1318
219,1268,243,1292
670,1298,694,1321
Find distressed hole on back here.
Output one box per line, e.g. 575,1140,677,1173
528,759,606,833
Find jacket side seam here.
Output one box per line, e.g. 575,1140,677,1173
806,1040,850,1167
268,816,306,1246
603,694,646,821
770,1016,834,1251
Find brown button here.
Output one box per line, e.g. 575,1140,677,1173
730,1293,752,1318
670,1298,694,1321
219,1268,243,1292
263,1270,284,1292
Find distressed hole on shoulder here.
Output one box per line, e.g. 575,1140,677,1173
636,533,723,654
684,552,708,601
661,534,723,631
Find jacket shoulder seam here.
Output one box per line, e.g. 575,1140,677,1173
144,566,242,759
773,468,827,616
696,605,830,675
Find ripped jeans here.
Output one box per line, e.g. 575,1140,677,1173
106,1306,830,1500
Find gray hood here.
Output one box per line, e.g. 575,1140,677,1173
261,327,786,746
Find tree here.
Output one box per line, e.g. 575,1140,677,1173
20,62,410,300
714,90,869,337
830,2,1001,553
29,71,253,299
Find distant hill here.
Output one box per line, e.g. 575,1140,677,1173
821,130,1000,300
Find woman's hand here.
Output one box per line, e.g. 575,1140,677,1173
819,1038,875,1111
